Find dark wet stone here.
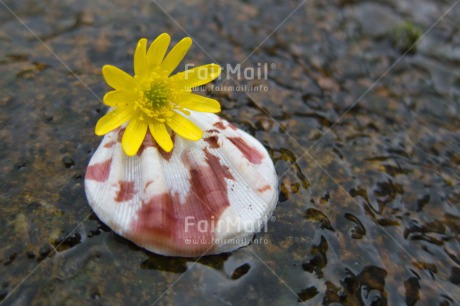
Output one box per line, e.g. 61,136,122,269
62,156,75,168
52,232,82,252
3,252,17,266
15,162,26,170
140,256,188,274
302,236,328,278
230,263,250,280
404,277,420,306
90,291,101,301
38,245,52,260
449,267,460,285
0,288,8,300
305,208,334,231
297,286,319,302
43,114,53,122
345,213,366,239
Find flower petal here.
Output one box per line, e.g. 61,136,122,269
171,64,221,89
134,38,148,78
122,119,148,156
149,121,173,152
103,91,137,107
176,93,221,113
166,112,202,141
95,107,132,136
147,33,171,69
102,65,138,91
161,37,192,76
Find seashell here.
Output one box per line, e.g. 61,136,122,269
85,112,278,257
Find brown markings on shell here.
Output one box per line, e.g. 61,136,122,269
156,132,175,161
203,147,234,180
228,137,264,164
137,131,175,161
117,128,125,142
206,129,220,134
214,119,237,131
204,136,220,148
104,141,117,148
257,185,272,192
137,131,156,156
227,123,238,131
129,148,233,256
115,181,136,202
213,121,226,130
85,159,112,182
144,180,154,193
137,132,155,156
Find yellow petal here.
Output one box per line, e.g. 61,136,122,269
161,37,192,76
149,121,173,152
171,64,221,89
134,38,148,78
147,33,171,69
102,65,138,91
103,91,137,107
166,112,202,141
176,93,221,113
95,107,132,136
122,119,148,156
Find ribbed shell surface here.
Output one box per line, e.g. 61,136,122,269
85,112,278,256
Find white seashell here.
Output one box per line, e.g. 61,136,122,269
85,112,278,257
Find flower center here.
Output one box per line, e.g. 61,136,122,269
144,82,170,109
133,70,190,122
135,79,176,122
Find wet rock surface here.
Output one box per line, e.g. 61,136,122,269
1,0,459,305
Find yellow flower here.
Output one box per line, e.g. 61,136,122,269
95,33,222,156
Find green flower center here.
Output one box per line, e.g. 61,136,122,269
144,82,171,109
135,79,177,121
133,70,190,122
